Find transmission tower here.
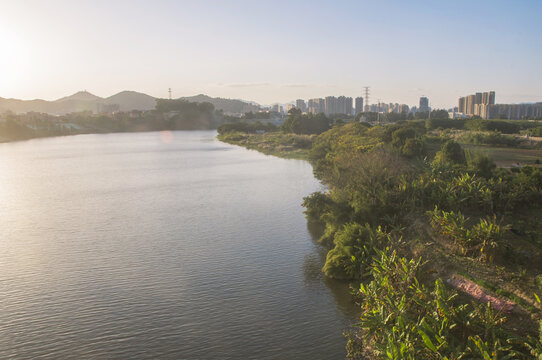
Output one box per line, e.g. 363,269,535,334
168,88,172,100
363,86,370,112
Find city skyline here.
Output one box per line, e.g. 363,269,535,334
1,0,541,108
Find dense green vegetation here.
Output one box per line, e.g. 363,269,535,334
459,131,521,147
280,108,331,135
217,130,313,159
216,109,333,158
219,118,542,359
527,127,542,137
241,111,271,120
309,124,542,358
345,249,542,359
426,117,541,133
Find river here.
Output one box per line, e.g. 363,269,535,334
0,131,357,359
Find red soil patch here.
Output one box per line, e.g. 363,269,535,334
447,276,515,313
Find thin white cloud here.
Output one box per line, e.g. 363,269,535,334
216,82,271,88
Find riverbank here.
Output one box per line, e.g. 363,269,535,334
217,132,313,160
218,123,542,359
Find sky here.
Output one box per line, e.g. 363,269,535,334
1,0,541,108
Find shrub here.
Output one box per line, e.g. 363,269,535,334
428,207,470,252
460,131,520,147
281,109,330,135
466,119,521,134
472,216,509,263
401,138,425,157
466,152,496,178
302,192,332,222
425,118,466,130
433,140,466,165
347,249,534,359
428,207,509,262
322,224,389,279
391,127,416,148
527,127,542,137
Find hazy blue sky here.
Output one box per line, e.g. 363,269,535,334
1,0,541,107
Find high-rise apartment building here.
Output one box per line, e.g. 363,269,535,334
489,91,495,105
307,98,325,114
325,96,338,115
457,91,496,118
337,96,346,115
487,103,541,120
475,93,482,105
270,104,283,114
419,97,429,112
355,97,364,115
322,96,354,115
479,104,488,119
385,103,391,113
295,99,306,113
458,97,466,114
398,104,410,113
467,95,476,115
482,92,489,105
345,97,353,116
324,96,334,115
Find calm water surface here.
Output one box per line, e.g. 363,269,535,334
0,131,357,359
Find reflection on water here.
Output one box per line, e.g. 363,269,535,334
304,221,360,320
0,131,357,359
306,220,327,240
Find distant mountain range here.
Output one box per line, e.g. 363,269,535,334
0,91,261,115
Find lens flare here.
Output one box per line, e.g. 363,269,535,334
160,130,174,143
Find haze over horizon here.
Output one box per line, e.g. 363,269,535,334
1,0,541,108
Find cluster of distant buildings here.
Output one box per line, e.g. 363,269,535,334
268,91,542,121
456,91,542,120
457,91,495,119
273,96,431,117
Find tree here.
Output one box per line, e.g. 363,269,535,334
281,109,330,135
434,140,466,165
384,112,407,123
415,111,429,120
391,127,416,148
402,138,424,157
467,153,496,178
430,109,449,119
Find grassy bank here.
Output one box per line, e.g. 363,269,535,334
217,131,313,160
463,144,542,167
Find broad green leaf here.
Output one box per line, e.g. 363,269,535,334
418,329,437,352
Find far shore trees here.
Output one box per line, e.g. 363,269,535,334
281,108,330,135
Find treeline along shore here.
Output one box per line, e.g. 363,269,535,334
0,99,244,143
218,109,542,359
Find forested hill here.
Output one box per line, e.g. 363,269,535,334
181,94,261,114
0,91,260,116
0,91,156,115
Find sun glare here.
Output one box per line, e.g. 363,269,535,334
0,26,31,94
